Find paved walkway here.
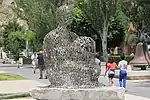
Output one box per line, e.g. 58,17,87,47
0,80,45,93
98,76,150,100
0,80,149,100
99,76,150,98
125,94,150,100
0,81,150,100
0,65,150,100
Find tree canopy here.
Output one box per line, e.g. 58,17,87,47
74,0,119,61
8,31,26,56
13,0,65,46
2,20,23,51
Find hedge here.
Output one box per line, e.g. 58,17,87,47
22,55,135,65
7,54,32,64
23,57,32,64
7,54,24,59
109,55,134,64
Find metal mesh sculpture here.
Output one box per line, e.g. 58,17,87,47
43,2,101,88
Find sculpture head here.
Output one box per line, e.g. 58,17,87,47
56,4,74,26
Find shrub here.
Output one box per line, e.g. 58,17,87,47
7,54,14,59
109,55,134,64
23,57,32,64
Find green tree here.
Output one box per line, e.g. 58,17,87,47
124,33,138,45
138,0,150,28
71,6,126,53
8,31,26,58
0,28,4,47
76,0,119,61
71,6,99,39
122,0,150,45
13,0,65,47
108,17,126,48
25,31,36,52
2,20,23,51
0,0,3,5
122,0,144,31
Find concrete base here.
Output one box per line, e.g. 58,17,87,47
100,62,106,75
30,87,125,100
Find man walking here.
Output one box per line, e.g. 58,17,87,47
37,51,47,79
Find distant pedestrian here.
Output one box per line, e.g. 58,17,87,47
95,53,101,66
118,54,128,89
37,51,47,79
31,52,38,74
14,54,20,68
105,57,117,86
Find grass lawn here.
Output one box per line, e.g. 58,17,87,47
0,73,27,81
0,93,31,99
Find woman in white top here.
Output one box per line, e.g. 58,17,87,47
31,52,38,74
118,54,128,89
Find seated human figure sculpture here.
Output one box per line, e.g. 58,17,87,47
43,2,101,88
30,1,125,100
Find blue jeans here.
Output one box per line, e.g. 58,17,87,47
119,70,127,88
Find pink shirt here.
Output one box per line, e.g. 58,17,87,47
106,62,117,70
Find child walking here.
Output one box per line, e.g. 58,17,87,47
118,54,128,89
105,57,117,86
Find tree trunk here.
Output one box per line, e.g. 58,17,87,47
123,45,129,55
101,24,108,62
102,36,108,62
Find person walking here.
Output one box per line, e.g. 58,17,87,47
118,54,128,89
31,52,38,74
95,53,101,66
105,57,117,86
37,51,47,79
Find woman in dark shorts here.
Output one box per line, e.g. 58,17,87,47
105,57,117,86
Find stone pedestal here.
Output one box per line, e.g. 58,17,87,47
100,62,106,76
30,87,125,100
